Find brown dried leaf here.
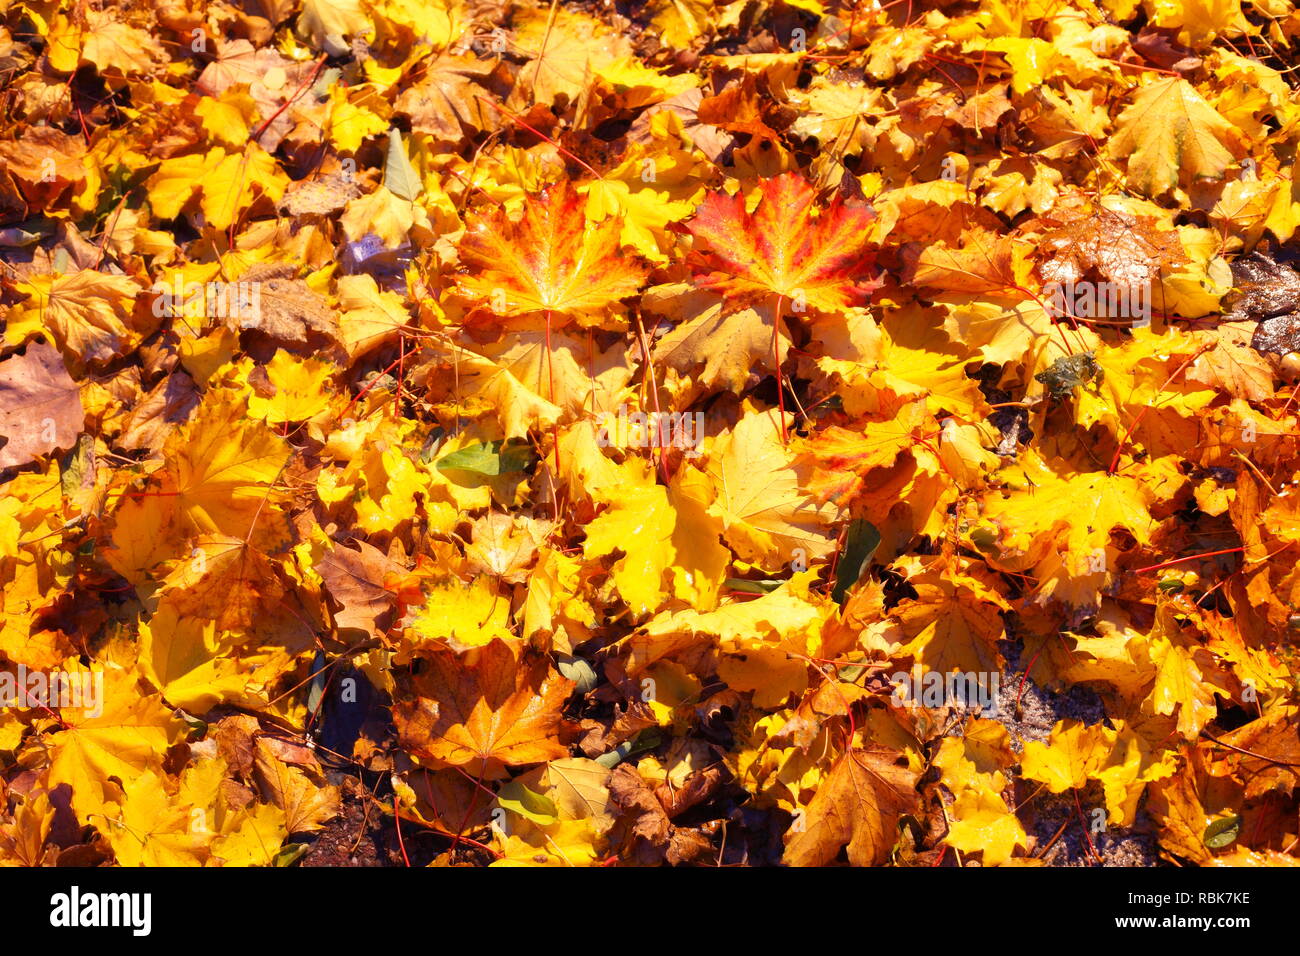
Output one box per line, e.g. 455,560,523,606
0,341,85,469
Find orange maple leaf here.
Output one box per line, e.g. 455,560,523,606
783,747,919,867
685,172,881,440
455,180,647,326
685,171,880,313
393,639,574,778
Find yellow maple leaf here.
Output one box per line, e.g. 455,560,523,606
247,350,335,425
1020,719,1113,793
1148,637,1219,739
690,407,840,570
945,787,1028,867
137,597,250,712
1107,77,1242,197
582,460,727,620
12,271,151,367
403,575,517,651
167,390,290,543
105,770,209,867
46,667,182,823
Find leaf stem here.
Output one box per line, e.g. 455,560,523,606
773,294,788,444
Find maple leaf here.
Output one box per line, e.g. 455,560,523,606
972,452,1164,607
401,574,517,651
1030,196,1189,294
1149,636,1219,739
582,139,703,265
1187,336,1274,403
800,399,934,504
316,540,402,640
471,328,634,425
783,747,918,867
1020,720,1114,794
210,802,291,867
903,229,1035,295
76,9,164,76
455,179,647,326
685,172,880,313
546,757,616,834
137,598,250,712
45,668,183,823
395,54,498,142
0,792,56,867
393,640,574,778
12,271,152,368
686,407,841,569
1097,720,1179,826
253,740,340,834
1147,771,1214,865
511,7,632,107
697,76,784,147
582,459,728,619
165,391,291,545
1106,77,1242,196
648,289,790,396
0,127,86,211
0,341,84,469
335,274,411,359
629,572,831,675
891,555,1010,677
933,727,1026,867
0,547,76,671
945,788,1029,867
647,0,714,48
157,535,285,636
105,770,209,867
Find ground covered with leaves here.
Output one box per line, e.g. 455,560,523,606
2,0,1300,867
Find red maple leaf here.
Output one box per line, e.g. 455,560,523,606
685,172,880,312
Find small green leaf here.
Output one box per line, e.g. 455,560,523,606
837,664,868,682
436,439,531,477
496,781,559,826
724,578,781,594
179,712,208,738
594,729,662,768
832,518,880,605
1203,814,1240,849
497,441,533,473
384,127,421,202
594,742,633,769
557,655,599,694
275,843,309,867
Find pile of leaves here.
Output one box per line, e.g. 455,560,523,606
2,0,1300,868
